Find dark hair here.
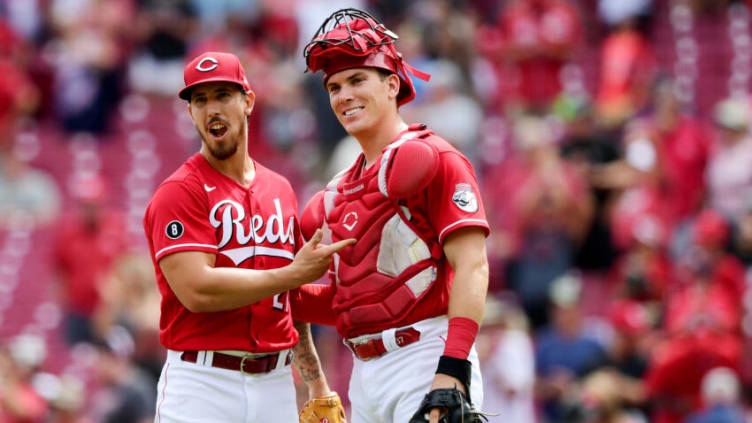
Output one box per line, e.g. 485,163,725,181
375,68,393,80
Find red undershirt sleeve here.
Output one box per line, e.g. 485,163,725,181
290,283,337,326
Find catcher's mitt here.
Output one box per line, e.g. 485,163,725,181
409,388,489,423
299,392,347,423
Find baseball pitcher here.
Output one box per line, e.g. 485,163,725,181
143,51,352,422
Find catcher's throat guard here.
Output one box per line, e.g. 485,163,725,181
303,8,429,106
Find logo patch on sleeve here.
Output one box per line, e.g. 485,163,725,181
165,220,184,239
451,183,479,213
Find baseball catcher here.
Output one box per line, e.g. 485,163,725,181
297,8,495,423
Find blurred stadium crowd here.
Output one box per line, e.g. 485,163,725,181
3,0,752,421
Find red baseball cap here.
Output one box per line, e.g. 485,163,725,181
178,51,252,100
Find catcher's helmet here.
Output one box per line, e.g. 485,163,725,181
304,8,429,106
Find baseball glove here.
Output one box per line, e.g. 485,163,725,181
409,388,488,423
299,392,347,423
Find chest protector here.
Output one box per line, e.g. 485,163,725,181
320,127,444,336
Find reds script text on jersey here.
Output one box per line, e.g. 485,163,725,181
143,153,302,352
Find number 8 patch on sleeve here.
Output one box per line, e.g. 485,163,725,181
166,220,185,239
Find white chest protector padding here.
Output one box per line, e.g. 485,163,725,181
377,211,435,298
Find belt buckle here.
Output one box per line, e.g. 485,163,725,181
239,353,254,376
357,342,377,361
342,339,369,361
342,339,357,356
344,338,380,361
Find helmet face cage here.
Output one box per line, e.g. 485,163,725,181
304,8,399,71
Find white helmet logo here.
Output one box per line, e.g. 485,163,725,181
196,57,219,72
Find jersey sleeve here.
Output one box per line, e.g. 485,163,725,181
426,151,490,244
144,180,218,261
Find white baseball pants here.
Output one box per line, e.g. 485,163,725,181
348,316,484,423
154,349,298,422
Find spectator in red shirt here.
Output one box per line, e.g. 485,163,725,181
646,210,745,423
668,210,745,328
479,0,582,111
595,8,655,128
594,80,711,246
485,114,593,328
53,176,128,345
649,80,711,226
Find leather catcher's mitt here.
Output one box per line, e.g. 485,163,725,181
299,392,347,423
409,388,488,423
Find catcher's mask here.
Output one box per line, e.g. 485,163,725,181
304,8,430,106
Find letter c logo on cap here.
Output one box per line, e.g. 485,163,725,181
196,57,219,72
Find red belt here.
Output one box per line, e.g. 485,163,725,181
180,350,291,374
345,327,421,361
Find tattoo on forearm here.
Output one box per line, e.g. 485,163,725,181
293,321,323,383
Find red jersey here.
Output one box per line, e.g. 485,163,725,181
595,29,655,117
143,153,303,352
655,117,710,224
53,210,128,315
499,0,581,105
323,125,490,337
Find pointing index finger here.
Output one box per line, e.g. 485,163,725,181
320,238,355,255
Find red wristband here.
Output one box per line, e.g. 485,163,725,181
442,317,479,359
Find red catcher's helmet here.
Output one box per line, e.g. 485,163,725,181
303,8,430,107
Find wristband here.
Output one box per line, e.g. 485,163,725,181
435,355,472,396
442,317,479,359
